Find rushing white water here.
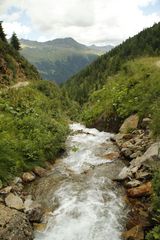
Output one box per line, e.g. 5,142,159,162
34,123,126,240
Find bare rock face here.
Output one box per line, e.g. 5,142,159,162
22,172,36,183
0,203,33,240
119,115,139,134
127,182,152,198
5,193,24,210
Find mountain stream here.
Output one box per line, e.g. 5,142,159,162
32,123,127,240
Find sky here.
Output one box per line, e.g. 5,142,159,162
0,0,160,46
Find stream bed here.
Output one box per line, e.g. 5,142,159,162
32,123,127,240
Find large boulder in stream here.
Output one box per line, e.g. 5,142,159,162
0,203,33,240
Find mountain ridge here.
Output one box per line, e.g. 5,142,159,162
20,37,113,83
64,22,160,104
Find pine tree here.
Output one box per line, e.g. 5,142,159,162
10,32,21,51
0,21,7,42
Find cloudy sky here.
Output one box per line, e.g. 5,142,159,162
0,0,160,45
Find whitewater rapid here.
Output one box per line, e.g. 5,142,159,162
34,123,126,240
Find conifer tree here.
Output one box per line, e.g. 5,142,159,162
10,32,21,51
0,21,7,42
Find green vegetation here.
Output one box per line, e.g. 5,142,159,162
0,80,70,182
10,32,21,51
146,171,160,240
65,22,160,105
81,57,160,134
0,21,7,42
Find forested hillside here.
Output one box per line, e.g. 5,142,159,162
64,22,160,104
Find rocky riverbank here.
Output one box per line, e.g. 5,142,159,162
0,165,52,240
113,115,160,240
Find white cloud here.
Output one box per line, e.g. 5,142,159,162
0,0,160,45
3,22,31,39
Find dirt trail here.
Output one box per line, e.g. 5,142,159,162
10,81,29,89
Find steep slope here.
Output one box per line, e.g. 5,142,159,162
64,22,160,104
0,37,78,182
0,39,40,87
21,38,113,84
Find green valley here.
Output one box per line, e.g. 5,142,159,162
20,38,113,84
0,16,160,240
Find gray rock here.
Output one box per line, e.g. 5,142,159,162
130,151,142,159
22,172,36,183
130,142,160,169
24,196,43,223
33,166,46,177
126,180,142,188
0,203,33,240
13,177,23,184
135,171,152,180
5,193,24,210
0,186,12,195
121,148,132,157
142,118,151,129
116,166,132,180
142,142,160,160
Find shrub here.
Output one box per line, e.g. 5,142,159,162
0,81,69,182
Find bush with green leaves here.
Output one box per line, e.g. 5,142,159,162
0,80,70,182
81,57,160,135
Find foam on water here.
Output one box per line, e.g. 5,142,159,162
34,123,126,240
